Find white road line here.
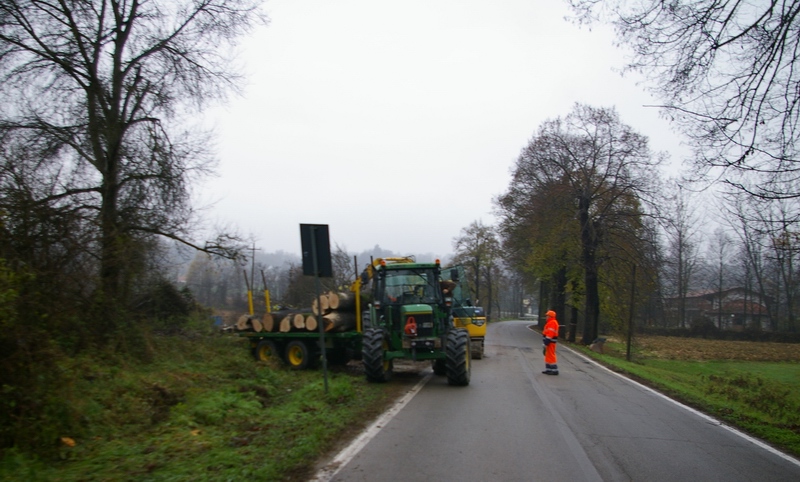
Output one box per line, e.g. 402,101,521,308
310,372,433,482
517,347,604,481
569,343,800,468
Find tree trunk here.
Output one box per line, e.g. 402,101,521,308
322,311,356,332
262,313,275,332
279,315,293,333
582,265,600,344
579,195,600,345
555,266,567,338
236,314,251,331
327,291,340,310
305,315,318,332
292,313,305,330
312,294,330,315
235,314,262,332
568,304,578,343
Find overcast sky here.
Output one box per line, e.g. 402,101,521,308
197,0,689,259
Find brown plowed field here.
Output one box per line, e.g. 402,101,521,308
613,336,800,362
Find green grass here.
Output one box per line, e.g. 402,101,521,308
574,340,800,457
0,333,393,481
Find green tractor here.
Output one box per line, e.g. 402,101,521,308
359,258,471,386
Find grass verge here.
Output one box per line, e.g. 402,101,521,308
0,332,406,481
572,336,800,458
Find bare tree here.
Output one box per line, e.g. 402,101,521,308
568,1,800,200
331,243,356,291
707,227,733,328
0,0,264,336
661,182,704,328
724,192,800,331
452,220,501,317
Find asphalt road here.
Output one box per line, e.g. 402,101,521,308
318,320,800,482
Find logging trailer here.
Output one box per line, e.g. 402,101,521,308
241,257,477,386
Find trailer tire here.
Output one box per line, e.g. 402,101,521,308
285,340,312,370
362,328,392,382
255,340,281,363
445,329,471,386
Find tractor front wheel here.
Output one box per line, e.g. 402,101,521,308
445,329,471,386
362,328,392,382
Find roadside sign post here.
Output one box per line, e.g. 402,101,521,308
300,224,333,393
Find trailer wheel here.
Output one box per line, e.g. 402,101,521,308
362,328,392,382
285,340,312,369
255,340,281,363
445,329,471,386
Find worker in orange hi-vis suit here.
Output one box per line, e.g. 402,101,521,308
542,310,559,375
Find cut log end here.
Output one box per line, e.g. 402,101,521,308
292,313,305,330
305,315,318,332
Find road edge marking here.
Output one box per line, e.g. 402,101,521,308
310,372,433,481
516,347,604,481
568,344,800,468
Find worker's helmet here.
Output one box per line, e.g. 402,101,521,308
546,310,556,318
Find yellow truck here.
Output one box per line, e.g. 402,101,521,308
453,305,486,359
447,265,487,359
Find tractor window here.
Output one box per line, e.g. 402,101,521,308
380,269,440,304
445,266,469,307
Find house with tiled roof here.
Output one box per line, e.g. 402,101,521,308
665,287,771,330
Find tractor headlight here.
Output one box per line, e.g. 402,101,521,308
473,318,485,326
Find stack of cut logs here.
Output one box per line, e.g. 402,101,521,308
235,291,359,333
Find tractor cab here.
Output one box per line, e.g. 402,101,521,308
372,263,448,339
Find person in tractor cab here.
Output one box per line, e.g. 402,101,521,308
542,310,559,375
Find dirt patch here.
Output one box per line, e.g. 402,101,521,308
624,336,800,362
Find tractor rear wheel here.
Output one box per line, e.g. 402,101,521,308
445,329,471,386
361,311,372,330
255,340,281,363
362,328,392,382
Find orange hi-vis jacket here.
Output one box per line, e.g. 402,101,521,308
543,316,559,365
